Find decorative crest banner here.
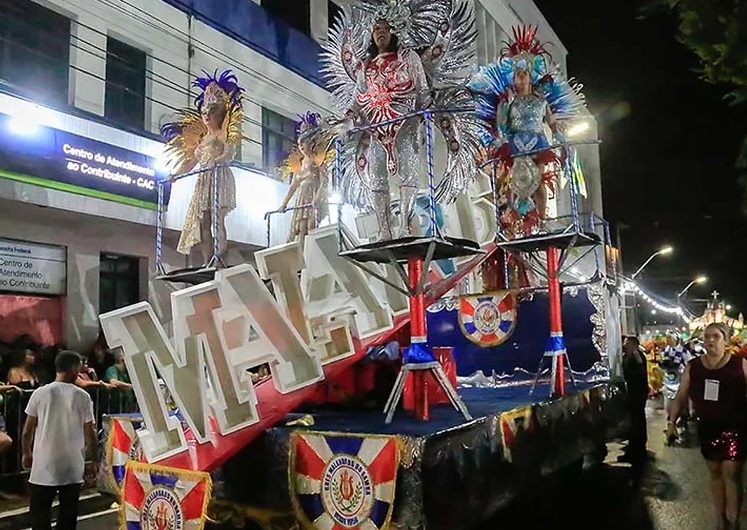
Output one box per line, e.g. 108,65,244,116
106,416,145,492
121,461,212,530
289,431,399,530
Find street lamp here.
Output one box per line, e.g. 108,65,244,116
677,275,707,298
631,245,673,279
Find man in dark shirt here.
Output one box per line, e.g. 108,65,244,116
621,335,649,463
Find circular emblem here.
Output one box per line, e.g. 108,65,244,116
472,300,501,335
140,487,183,530
509,157,541,199
321,455,374,527
459,293,517,347
129,437,144,461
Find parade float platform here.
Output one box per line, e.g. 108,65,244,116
202,379,627,530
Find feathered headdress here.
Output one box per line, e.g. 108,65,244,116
278,111,334,182
499,26,552,79
355,0,449,48
161,69,245,173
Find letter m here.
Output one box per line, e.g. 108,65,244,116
99,264,323,463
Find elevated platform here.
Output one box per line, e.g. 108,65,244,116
496,229,601,253
155,266,218,285
210,380,626,530
340,235,482,264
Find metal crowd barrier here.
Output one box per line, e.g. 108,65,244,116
0,386,138,481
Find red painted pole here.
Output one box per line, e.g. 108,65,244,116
408,257,429,420
546,247,565,396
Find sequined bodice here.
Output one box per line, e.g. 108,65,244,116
195,134,226,166
508,95,548,135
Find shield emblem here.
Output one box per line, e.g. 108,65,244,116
289,432,399,530
458,291,517,347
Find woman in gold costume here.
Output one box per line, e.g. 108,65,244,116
278,112,333,244
161,70,244,266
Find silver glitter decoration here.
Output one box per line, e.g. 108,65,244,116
426,297,459,313
587,281,607,360
321,0,483,228
563,284,579,298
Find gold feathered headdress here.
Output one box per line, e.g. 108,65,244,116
161,69,244,173
278,112,334,181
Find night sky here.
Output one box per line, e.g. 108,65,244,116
535,0,747,324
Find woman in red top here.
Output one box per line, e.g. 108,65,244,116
668,322,747,530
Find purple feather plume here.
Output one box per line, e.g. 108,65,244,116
193,69,244,111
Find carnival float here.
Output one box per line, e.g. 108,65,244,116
96,2,627,529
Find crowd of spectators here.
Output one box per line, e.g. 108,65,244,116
0,331,136,481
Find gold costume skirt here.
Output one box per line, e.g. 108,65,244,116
288,179,327,242
177,166,236,255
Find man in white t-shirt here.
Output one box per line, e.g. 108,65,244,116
21,351,98,530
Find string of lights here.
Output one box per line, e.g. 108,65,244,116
619,278,692,322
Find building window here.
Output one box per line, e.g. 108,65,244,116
0,0,70,105
262,0,311,36
105,37,147,129
99,254,140,314
328,1,342,30
262,108,297,176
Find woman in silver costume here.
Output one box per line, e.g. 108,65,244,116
323,0,481,243
278,112,333,244
343,18,430,240
161,70,244,266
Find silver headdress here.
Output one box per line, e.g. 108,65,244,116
373,0,412,36
355,0,449,48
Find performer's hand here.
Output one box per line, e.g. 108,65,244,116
336,116,355,137
22,453,32,470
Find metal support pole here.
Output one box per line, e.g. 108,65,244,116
211,166,220,267
155,181,165,274
547,246,566,397
424,111,437,237
335,137,344,254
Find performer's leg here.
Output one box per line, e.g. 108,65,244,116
372,190,394,240
534,162,548,220
398,184,418,237
199,215,212,265
217,210,228,258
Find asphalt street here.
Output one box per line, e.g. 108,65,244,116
479,398,715,530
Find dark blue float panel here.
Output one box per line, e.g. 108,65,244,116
426,288,600,376
160,0,324,87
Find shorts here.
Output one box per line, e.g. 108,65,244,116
697,420,747,461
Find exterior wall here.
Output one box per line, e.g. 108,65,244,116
0,199,183,350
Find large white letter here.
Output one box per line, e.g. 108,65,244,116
302,225,394,340
255,241,355,365
100,264,323,463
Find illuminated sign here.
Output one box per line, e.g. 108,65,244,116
61,143,159,193
0,113,169,208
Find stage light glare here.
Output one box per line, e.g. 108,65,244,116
8,116,41,136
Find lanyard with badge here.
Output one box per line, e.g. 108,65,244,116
703,354,725,402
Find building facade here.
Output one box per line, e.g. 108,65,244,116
0,0,596,350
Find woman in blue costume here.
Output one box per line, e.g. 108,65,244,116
469,26,587,236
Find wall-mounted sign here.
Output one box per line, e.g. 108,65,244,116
0,238,67,296
0,113,170,209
